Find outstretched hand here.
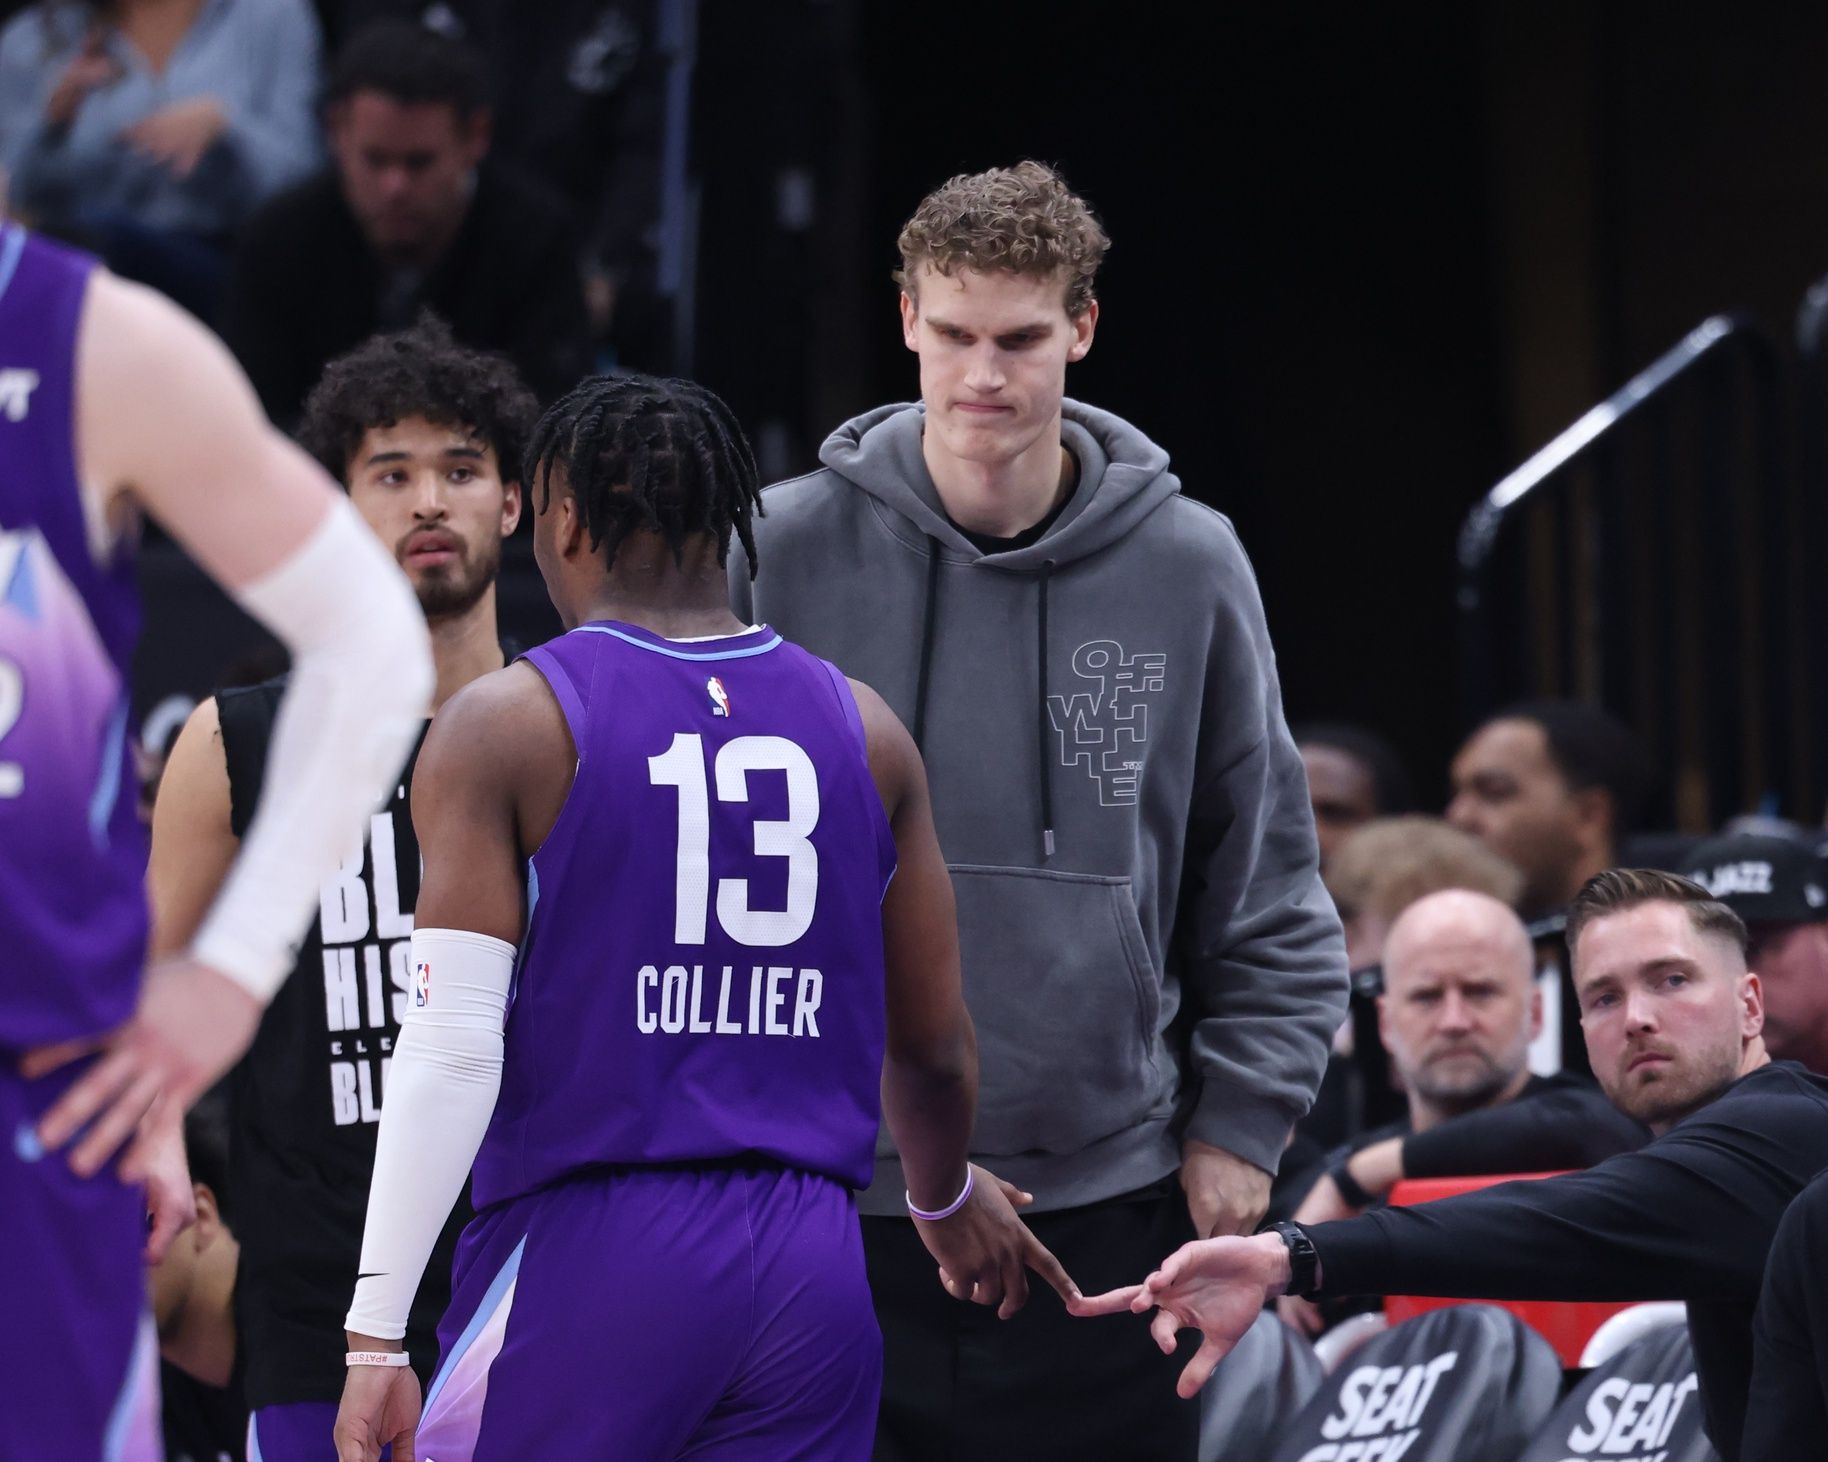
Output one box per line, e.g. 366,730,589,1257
1068,1232,1293,1398
911,1165,1081,1320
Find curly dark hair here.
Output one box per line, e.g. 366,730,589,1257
524,373,763,579
894,161,1110,318
297,315,539,486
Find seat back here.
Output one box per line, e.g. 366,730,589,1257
1516,1324,1718,1462
1269,1303,1562,1462
1199,1310,1326,1461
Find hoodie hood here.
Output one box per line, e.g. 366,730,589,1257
817,398,1181,567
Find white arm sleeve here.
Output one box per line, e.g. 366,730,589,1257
346,927,514,1343
190,497,433,1000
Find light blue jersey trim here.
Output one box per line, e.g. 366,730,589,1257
0,226,27,309
423,1234,528,1412
510,861,539,1006
102,1314,154,1461
246,1412,266,1462
88,697,129,847
574,623,783,661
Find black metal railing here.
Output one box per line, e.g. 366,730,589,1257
1457,314,1798,830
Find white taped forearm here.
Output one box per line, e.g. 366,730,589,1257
191,497,433,1000
346,928,514,1342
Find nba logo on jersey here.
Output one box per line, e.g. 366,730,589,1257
0,368,38,422
707,676,731,717
415,962,431,1008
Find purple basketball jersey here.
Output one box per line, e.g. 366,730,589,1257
469,621,896,1208
0,226,146,1050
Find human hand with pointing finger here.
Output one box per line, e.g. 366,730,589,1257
1069,1231,1294,1397
911,1164,1082,1319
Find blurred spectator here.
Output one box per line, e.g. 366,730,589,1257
1684,831,1828,1075
323,0,671,366
1275,814,1526,1178
1294,721,1415,872
1327,814,1524,971
153,1093,246,1462
219,19,590,428
0,0,323,319
1448,699,1648,920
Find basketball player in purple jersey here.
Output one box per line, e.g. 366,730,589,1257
0,221,431,1458
334,376,1076,1461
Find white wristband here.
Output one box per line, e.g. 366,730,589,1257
346,1350,411,1368
907,1167,974,1222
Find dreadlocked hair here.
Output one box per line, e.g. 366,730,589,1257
524,374,764,578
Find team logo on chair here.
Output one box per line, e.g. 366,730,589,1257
707,676,732,717
415,962,432,1008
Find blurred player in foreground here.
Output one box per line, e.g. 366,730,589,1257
0,222,430,1456
334,375,1073,1461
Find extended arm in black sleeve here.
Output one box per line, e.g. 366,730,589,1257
1312,1093,1813,1306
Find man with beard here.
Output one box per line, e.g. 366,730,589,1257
148,315,534,1460
1075,869,1828,1462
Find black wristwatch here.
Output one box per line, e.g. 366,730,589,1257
1271,1221,1321,1298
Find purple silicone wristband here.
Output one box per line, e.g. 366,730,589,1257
907,1167,974,1221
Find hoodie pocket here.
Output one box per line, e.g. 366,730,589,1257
945,863,1168,1158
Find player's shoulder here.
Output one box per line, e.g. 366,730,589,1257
434,660,557,739
842,673,918,781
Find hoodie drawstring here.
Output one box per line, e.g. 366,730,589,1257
1038,559,1056,860
912,541,1058,862
912,538,942,751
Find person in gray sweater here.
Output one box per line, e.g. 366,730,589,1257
730,160,1347,1461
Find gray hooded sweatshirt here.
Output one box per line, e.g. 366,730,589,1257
730,399,1347,1215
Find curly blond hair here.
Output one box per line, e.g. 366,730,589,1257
894,161,1109,319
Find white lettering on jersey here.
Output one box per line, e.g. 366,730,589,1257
634,964,825,1038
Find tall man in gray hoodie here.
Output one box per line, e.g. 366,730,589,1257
731,161,1347,1460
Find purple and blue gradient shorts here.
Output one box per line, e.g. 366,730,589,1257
418,1162,880,1461
0,1059,159,1460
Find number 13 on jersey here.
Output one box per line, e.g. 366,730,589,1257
648,732,821,948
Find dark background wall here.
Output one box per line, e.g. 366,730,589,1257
117,1,1828,818
693,0,1828,811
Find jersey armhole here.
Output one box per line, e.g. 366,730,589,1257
816,657,898,897
216,680,287,838
519,645,588,752
817,659,869,760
